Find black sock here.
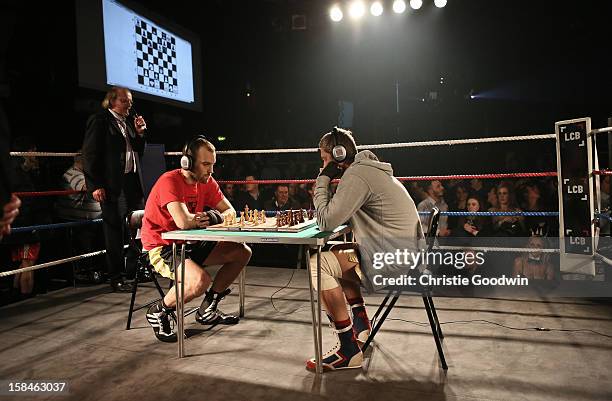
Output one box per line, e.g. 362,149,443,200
161,300,175,312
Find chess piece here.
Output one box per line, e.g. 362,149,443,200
288,210,294,226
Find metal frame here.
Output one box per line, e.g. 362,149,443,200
555,117,596,276
163,225,350,374
360,208,448,370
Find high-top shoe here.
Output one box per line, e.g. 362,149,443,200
306,320,363,372
195,288,239,325
146,302,177,343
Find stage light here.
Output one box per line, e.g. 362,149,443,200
348,1,366,19
434,0,447,8
217,136,226,142
410,0,423,10
330,5,343,22
370,1,383,16
393,0,406,14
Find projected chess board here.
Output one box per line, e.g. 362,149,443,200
134,18,178,93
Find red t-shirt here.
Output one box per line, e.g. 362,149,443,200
141,169,224,250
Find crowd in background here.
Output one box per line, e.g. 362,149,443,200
1,134,587,305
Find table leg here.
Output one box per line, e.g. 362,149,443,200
176,244,186,358
316,246,323,374
239,267,246,317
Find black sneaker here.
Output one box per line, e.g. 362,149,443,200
195,309,239,325
195,288,239,325
146,303,177,342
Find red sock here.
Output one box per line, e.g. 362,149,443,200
334,318,352,330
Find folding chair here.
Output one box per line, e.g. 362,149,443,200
125,210,169,330
361,207,448,370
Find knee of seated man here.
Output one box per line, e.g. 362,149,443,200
309,251,341,291
228,242,252,262
239,243,252,261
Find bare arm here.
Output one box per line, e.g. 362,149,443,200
166,201,199,230
215,197,235,216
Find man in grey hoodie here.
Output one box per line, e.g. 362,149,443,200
308,127,423,372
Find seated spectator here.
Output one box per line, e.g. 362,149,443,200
289,183,309,208
520,182,551,236
417,180,450,237
486,185,499,210
264,184,300,211
234,175,263,211
489,182,525,237
452,195,489,238
512,235,555,280
55,153,102,221
55,153,103,283
448,182,469,231
4,136,48,297
222,183,236,204
469,178,487,202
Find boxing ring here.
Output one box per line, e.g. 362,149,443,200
3,119,612,375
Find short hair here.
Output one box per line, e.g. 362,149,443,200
318,127,358,162
101,86,130,109
275,184,289,192
184,136,216,157
420,180,438,193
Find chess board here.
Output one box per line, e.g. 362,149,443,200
206,217,317,233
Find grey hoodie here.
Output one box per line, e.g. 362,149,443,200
314,150,424,292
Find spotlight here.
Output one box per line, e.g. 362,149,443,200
370,1,383,17
409,0,423,10
392,0,406,14
434,0,447,8
348,1,365,19
330,5,343,22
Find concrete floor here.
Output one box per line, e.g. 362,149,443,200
0,266,611,401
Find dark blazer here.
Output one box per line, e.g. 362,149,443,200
82,110,145,199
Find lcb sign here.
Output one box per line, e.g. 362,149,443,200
564,131,582,141
567,185,584,194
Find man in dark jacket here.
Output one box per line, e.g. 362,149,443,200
82,87,147,292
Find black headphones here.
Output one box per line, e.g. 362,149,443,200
330,126,347,163
180,135,208,171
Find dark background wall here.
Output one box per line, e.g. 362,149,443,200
1,0,611,177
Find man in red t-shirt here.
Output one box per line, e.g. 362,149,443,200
142,136,251,342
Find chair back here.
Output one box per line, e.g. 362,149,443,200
125,210,145,253
425,207,440,252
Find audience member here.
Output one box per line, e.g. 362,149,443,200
222,183,236,204
264,184,300,211
489,182,525,237
417,180,450,236
5,136,48,297
55,153,103,283
235,175,263,211
512,235,555,280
